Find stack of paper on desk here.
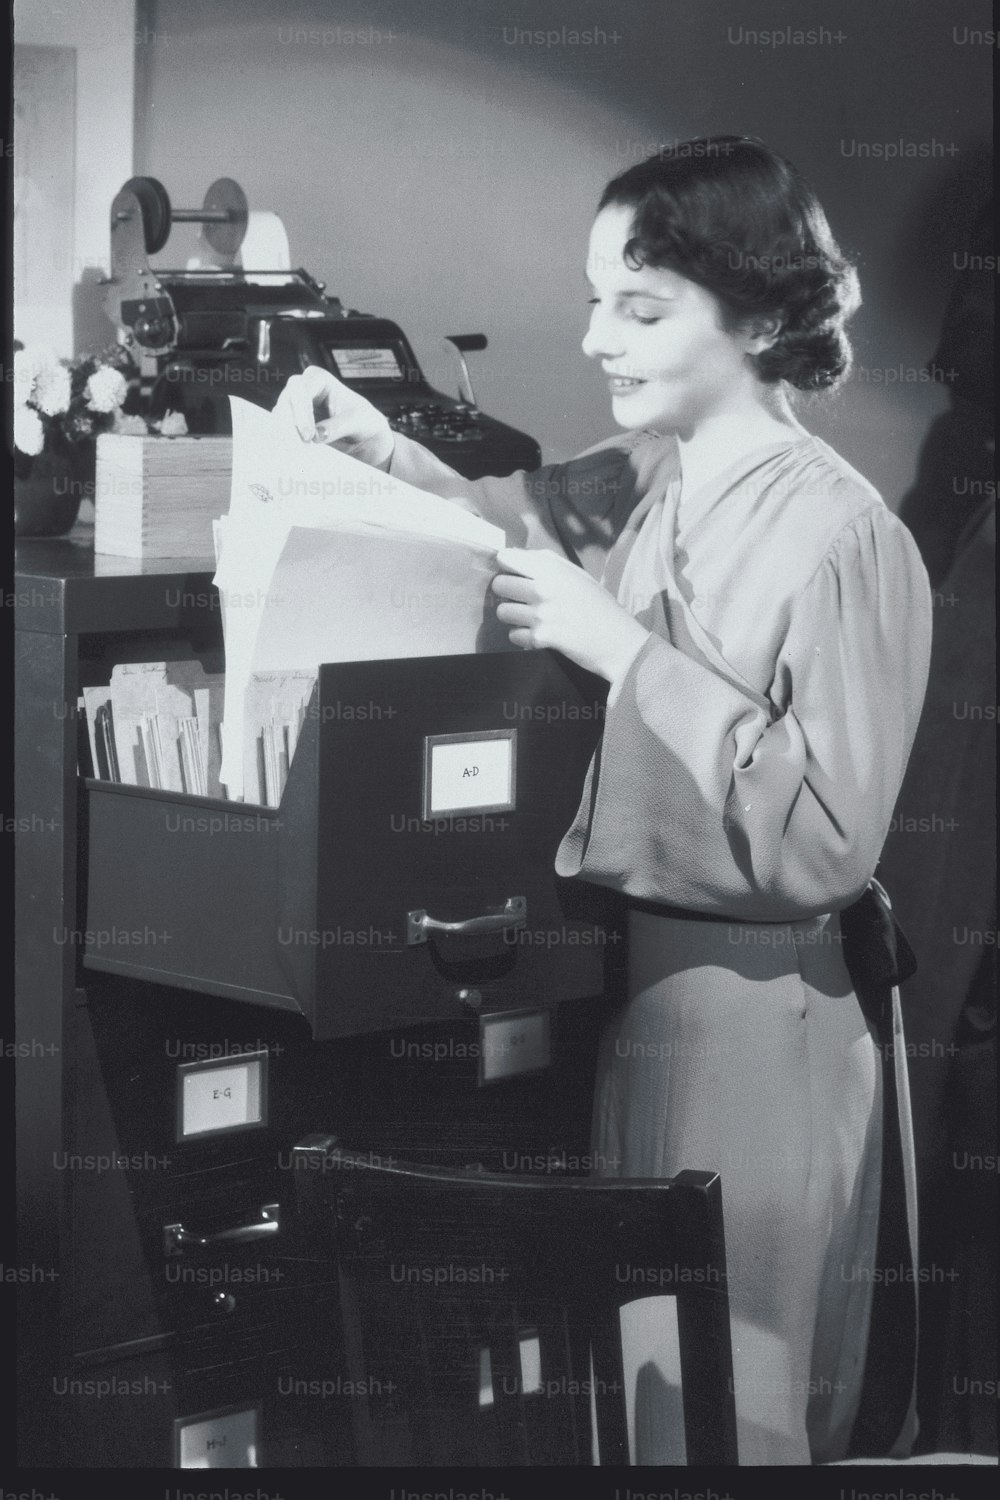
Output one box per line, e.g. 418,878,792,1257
95,434,232,557
213,397,507,802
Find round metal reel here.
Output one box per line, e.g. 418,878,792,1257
120,176,173,255
201,178,249,256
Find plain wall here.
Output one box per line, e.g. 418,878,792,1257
132,1,990,499
14,0,136,354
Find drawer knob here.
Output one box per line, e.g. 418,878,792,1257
456,987,483,1011
212,1291,237,1314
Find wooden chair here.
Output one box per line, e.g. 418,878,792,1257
290,1135,737,1465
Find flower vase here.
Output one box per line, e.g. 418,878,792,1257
14,441,93,538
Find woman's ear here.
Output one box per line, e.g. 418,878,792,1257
744,316,783,354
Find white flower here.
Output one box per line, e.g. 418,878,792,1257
34,363,72,417
85,366,128,414
112,412,150,436
13,345,57,405
14,404,45,457
152,410,189,437
13,350,35,405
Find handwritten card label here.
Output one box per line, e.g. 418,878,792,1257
423,729,516,819
177,1054,266,1140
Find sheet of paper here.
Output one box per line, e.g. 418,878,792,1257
107,661,223,789
157,676,223,794
242,670,317,807
193,684,225,799
108,663,166,786
251,525,506,674
225,396,503,550
216,397,505,798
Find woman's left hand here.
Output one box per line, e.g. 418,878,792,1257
491,547,651,682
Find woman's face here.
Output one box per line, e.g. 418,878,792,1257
582,204,763,437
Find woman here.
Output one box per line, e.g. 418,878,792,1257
276,137,931,1465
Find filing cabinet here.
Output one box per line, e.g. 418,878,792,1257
14,535,615,1466
61,1319,350,1467
70,974,610,1358
82,651,611,1036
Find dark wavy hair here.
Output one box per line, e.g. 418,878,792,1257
598,136,861,391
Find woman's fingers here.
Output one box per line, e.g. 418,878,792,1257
274,366,340,441
490,573,538,603
506,628,535,650
495,601,536,628
314,413,365,447
495,546,543,578
496,545,581,579
492,551,583,649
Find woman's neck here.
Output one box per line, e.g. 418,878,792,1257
674,391,808,500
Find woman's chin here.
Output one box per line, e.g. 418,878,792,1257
610,395,672,432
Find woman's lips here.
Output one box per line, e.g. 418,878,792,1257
608,376,647,394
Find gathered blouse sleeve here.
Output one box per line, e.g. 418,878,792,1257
556,507,933,921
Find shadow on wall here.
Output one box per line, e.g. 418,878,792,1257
887,142,994,322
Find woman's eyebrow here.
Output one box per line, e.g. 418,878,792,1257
583,272,676,301
618,289,675,301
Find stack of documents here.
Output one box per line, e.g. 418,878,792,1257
242,668,315,807
95,434,232,558
213,397,507,802
80,661,225,795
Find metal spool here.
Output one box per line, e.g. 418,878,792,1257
116,175,249,257
120,176,173,255
198,178,249,256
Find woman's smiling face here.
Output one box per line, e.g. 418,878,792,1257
582,204,766,438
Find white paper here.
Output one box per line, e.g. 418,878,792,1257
215,398,504,798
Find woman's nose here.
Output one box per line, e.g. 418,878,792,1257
581,305,624,361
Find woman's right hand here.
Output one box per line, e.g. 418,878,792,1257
273,365,394,468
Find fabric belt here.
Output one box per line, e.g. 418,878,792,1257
627,896,832,926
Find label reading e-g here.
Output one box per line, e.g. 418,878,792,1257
179,1056,264,1139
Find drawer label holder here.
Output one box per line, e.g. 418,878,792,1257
422,728,516,820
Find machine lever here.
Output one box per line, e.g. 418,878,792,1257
441,333,487,411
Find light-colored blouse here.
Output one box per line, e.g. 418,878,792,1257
388,427,933,923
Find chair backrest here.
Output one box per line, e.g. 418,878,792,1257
291,1135,737,1466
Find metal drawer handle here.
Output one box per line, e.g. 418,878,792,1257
163,1202,279,1256
406,895,526,946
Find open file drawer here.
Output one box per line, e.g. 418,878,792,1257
82,651,614,1038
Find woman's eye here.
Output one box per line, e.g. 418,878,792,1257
586,298,660,326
